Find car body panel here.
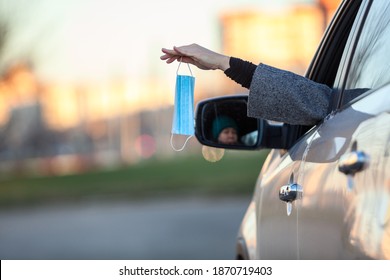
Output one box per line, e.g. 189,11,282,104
246,84,390,260
297,85,390,259
252,148,297,259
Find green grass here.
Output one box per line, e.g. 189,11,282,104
0,150,269,207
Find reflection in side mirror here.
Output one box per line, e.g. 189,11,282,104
195,95,262,150
195,94,310,150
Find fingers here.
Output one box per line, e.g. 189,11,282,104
160,54,181,64
173,44,203,59
161,47,181,64
160,46,191,65
161,47,186,58
161,44,204,68
166,56,180,64
161,47,180,56
173,46,187,55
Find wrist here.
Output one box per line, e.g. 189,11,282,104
218,55,231,71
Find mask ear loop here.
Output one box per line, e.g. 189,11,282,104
170,56,194,152
176,57,193,76
170,134,193,152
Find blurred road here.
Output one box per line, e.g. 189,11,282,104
0,196,250,260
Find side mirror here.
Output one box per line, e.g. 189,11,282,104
195,95,310,150
195,95,262,150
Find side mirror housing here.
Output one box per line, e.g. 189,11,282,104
194,95,309,150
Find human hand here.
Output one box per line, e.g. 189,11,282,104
160,43,230,71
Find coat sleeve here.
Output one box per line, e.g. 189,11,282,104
248,64,332,126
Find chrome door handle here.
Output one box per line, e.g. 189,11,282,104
338,151,369,175
279,183,303,203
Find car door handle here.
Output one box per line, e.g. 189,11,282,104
279,183,303,203
338,150,369,175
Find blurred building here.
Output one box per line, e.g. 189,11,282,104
319,0,342,26
219,0,340,94
0,63,56,159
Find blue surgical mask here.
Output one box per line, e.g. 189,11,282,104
170,62,195,151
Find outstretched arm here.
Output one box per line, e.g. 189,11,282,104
161,43,256,89
161,43,332,126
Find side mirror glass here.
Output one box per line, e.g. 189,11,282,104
195,95,262,150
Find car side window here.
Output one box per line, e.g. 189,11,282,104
344,0,390,97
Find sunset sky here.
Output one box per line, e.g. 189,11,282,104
0,0,313,84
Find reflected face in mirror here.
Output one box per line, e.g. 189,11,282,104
195,95,261,149
212,115,239,145
217,127,238,145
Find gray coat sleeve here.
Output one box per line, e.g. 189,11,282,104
248,64,332,126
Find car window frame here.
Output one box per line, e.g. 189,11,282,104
331,0,374,110
338,0,390,110
305,0,360,84
305,0,371,113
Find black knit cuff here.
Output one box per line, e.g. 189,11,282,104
224,57,257,89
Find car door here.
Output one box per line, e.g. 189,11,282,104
295,0,390,259
254,0,366,259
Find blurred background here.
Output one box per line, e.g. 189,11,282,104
0,0,340,259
